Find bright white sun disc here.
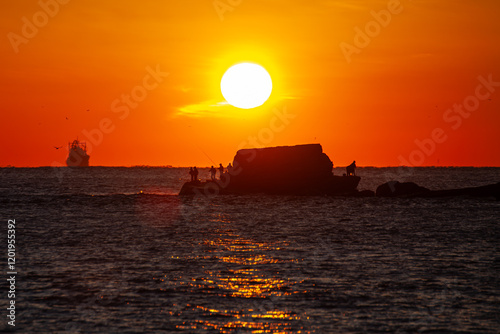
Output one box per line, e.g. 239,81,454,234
221,63,272,109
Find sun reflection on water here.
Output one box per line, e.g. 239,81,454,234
172,215,308,333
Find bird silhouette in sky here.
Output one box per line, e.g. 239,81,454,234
65,117,69,120
54,146,63,150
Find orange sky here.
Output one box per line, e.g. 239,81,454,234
1,0,499,167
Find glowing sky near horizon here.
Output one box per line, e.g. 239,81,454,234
1,0,499,167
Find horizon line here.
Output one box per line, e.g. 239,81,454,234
2,165,500,168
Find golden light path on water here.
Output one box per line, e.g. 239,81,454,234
191,235,303,332
168,213,309,333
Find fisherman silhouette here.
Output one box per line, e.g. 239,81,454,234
227,163,233,174
210,166,217,180
218,163,224,179
346,161,356,176
193,166,199,182
189,167,195,182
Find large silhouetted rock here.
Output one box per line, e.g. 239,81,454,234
179,144,360,195
376,181,431,197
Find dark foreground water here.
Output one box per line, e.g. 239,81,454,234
1,167,499,333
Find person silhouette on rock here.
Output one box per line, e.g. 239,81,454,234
346,161,356,176
193,166,199,182
218,163,224,179
210,166,217,180
189,167,195,182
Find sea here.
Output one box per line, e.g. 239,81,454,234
1,167,499,333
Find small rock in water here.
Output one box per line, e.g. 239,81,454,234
376,181,431,197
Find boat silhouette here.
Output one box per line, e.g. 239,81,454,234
66,139,90,167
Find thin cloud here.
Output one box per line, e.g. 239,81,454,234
176,96,300,118
176,100,233,118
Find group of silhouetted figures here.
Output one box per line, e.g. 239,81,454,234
188,167,199,182
190,161,356,181
189,163,233,182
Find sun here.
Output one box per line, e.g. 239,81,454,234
221,63,273,109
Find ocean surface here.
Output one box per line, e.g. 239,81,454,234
1,167,499,333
